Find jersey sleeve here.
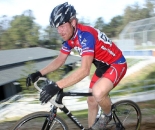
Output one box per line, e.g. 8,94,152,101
60,41,72,55
81,32,95,56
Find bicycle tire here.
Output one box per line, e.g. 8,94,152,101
10,111,69,130
112,100,141,130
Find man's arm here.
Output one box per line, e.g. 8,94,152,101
56,55,93,89
40,52,68,76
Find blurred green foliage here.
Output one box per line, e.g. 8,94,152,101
0,0,154,50
18,61,66,94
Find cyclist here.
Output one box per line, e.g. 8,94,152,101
26,2,127,129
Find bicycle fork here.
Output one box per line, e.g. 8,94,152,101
41,106,58,130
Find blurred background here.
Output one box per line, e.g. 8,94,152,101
0,0,155,129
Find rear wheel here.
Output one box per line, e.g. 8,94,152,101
111,100,141,130
11,111,69,130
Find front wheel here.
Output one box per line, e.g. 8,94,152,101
10,111,69,130
112,100,141,130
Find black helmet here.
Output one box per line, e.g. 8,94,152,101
50,2,76,28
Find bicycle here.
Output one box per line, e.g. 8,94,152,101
11,77,142,130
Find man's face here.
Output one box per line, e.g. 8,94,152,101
57,22,74,41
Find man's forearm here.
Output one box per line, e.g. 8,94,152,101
40,58,65,76
56,67,90,88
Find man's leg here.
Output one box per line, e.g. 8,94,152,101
87,78,113,128
89,77,113,129
90,63,127,129
87,89,99,128
92,77,113,115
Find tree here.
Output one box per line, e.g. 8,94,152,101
94,16,123,38
145,0,155,16
43,26,62,50
123,1,154,25
1,10,41,49
78,17,91,25
0,15,10,49
108,15,123,38
94,17,105,31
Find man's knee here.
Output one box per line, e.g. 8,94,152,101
87,96,98,108
92,87,107,102
92,78,113,102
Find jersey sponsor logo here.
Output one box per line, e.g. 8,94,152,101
74,46,82,55
62,46,70,52
101,46,116,56
96,29,112,46
81,38,87,47
74,46,94,55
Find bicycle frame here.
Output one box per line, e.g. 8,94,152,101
41,90,125,130
34,77,125,130
42,89,92,130
112,104,125,130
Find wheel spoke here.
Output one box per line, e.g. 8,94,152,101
11,112,68,130
112,100,141,130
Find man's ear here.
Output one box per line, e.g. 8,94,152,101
71,19,76,27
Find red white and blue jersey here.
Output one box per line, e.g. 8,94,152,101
61,24,123,66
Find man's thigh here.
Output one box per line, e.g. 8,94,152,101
89,63,127,89
103,63,127,87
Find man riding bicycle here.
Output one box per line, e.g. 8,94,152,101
26,2,127,130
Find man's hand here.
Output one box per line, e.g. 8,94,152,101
40,81,61,104
26,71,42,87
